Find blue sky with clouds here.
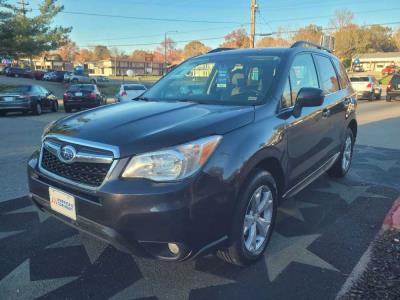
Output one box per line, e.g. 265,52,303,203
12,0,400,52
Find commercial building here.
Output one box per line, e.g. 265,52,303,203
88,59,164,76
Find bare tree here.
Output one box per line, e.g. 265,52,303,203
329,9,354,31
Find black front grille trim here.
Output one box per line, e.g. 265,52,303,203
41,148,111,187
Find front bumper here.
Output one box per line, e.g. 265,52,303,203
27,151,229,261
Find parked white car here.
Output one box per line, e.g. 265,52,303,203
117,84,147,103
349,75,382,100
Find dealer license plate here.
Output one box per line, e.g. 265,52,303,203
75,92,83,97
49,187,77,220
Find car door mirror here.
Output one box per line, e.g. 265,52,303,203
293,87,324,117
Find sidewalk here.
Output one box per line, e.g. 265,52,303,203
338,198,400,299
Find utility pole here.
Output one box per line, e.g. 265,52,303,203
17,0,30,16
250,0,257,48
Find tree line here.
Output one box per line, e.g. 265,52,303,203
1,2,400,68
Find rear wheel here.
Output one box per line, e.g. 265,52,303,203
90,79,96,84
0,111,6,117
64,105,72,113
71,78,78,84
33,102,42,115
368,93,374,101
386,95,392,102
375,92,381,100
328,128,354,178
217,169,277,266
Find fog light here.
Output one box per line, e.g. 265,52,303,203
168,243,180,255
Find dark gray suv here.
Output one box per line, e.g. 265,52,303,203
28,41,357,266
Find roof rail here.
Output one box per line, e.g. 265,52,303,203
290,41,332,53
207,48,234,54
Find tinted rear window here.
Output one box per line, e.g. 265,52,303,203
390,75,400,84
350,77,369,82
124,85,146,91
2,85,31,93
69,85,95,92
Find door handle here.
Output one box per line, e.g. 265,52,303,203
322,108,330,119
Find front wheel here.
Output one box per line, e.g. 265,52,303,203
217,169,277,266
328,128,354,177
33,102,42,115
51,101,58,112
375,92,381,100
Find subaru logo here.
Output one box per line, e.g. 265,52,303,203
58,145,76,163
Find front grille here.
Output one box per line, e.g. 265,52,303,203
41,148,112,187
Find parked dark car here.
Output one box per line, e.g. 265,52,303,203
386,74,400,101
0,85,58,116
33,70,48,80
63,84,104,113
52,70,67,82
6,67,33,78
28,42,357,266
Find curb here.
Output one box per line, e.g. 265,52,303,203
382,197,400,230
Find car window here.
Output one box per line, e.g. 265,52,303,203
124,85,146,91
280,77,293,109
332,59,350,89
31,86,42,94
40,86,49,95
391,75,400,85
69,85,95,92
289,53,319,101
314,55,339,94
350,77,369,82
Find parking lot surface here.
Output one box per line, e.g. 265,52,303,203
0,101,399,300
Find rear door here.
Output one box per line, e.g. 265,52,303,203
285,53,332,187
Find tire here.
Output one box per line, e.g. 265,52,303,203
0,111,6,117
217,169,278,266
51,101,58,112
33,102,42,115
375,93,381,100
71,78,78,84
328,128,354,178
90,79,96,84
386,95,392,102
368,93,374,101
64,105,72,113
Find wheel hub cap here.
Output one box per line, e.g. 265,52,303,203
243,185,273,254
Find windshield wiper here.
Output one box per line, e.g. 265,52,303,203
134,96,150,101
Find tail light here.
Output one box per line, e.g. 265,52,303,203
366,82,372,88
89,92,97,99
387,84,392,92
63,92,72,100
120,91,127,96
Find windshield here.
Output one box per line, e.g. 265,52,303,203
143,54,281,105
2,85,31,93
69,84,95,92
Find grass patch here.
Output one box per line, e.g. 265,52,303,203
108,75,160,81
97,83,119,98
379,75,393,85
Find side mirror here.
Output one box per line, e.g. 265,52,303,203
293,87,324,117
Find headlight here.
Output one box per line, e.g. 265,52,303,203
122,135,222,181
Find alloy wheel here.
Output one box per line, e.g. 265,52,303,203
342,135,352,172
243,185,273,255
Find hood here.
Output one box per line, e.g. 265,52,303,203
48,101,254,157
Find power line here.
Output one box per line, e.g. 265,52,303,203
31,8,249,25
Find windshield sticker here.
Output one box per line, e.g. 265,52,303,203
216,66,228,88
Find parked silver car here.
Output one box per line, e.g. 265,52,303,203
116,84,147,103
349,75,382,100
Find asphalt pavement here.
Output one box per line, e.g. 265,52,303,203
0,99,399,300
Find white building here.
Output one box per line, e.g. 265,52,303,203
354,52,400,72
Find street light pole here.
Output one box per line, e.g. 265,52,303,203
164,31,178,74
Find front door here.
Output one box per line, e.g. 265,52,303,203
284,53,332,188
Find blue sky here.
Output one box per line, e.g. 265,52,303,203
14,0,400,52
